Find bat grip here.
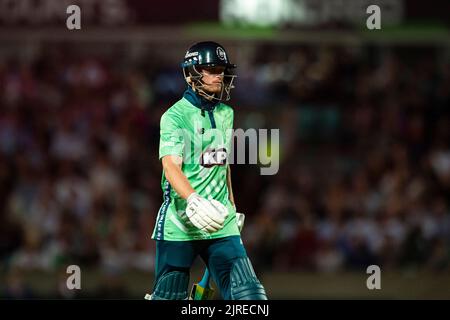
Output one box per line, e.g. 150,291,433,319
199,268,211,288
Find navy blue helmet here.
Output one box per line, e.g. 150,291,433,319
182,41,237,101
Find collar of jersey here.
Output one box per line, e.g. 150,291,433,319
183,86,219,112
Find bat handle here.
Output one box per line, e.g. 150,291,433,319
199,268,211,288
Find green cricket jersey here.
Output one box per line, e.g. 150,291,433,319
152,94,240,241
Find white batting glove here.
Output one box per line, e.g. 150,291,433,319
186,193,229,233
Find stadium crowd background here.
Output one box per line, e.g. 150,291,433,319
0,41,449,298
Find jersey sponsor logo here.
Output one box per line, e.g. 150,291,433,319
216,47,226,61
200,147,227,168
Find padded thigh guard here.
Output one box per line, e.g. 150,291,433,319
151,271,189,300
230,257,268,300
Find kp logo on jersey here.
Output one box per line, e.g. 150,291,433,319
200,148,227,168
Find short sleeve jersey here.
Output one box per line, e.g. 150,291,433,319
152,97,239,241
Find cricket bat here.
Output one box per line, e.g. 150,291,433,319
190,267,215,300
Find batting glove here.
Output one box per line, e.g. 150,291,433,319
186,193,229,233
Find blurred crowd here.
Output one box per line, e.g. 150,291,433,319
0,43,449,297
241,45,450,274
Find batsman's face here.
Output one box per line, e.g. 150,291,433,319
200,66,225,93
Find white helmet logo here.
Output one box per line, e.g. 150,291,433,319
216,47,226,61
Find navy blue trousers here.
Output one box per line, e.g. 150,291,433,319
154,235,247,300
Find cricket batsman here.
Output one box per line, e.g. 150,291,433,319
147,41,268,300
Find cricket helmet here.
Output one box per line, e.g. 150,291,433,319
181,41,237,101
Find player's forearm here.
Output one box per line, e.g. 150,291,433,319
226,165,235,207
162,156,195,199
